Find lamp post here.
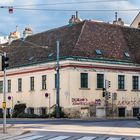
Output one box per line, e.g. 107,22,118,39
56,40,60,118
3,52,7,133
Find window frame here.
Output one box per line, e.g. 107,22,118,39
7,79,11,93
97,74,104,89
30,76,34,91
118,75,125,90
80,73,88,88
42,75,46,90
0,81,3,93
18,78,22,92
132,76,139,90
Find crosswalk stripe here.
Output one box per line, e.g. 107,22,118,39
48,136,70,140
77,136,97,140
106,137,122,140
18,135,44,140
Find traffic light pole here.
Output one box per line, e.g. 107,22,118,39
3,67,6,133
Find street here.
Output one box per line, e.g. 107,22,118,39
0,119,139,140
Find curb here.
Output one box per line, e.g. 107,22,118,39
136,121,140,125
19,130,31,135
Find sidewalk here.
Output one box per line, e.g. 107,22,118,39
0,124,30,140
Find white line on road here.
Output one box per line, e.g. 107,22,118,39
106,138,122,140
18,135,44,140
48,136,70,140
77,136,97,140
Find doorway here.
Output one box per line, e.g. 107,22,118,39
118,107,125,117
133,108,139,117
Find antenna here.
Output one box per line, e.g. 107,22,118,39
115,12,118,21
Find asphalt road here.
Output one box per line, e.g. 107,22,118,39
0,119,140,139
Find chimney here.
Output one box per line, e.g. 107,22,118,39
76,11,78,19
113,17,124,26
16,25,19,31
115,12,118,21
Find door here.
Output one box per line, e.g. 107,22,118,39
133,108,139,117
118,107,125,117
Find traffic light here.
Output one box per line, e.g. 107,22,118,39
102,88,106,97
8,7,13,14
108,92,111,99
2,55,9,71
108,80,111,88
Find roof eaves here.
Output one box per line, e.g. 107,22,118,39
130,12,140,26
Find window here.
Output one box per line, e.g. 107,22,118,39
138,22,140,28
132,76,139,90
97,74,104,88
118,75,125,90
95,49,102,55
42,75,46,90
40,108,46,115
8,80,11,93
28,108,34,114
18,78,22,92
0,81,3,93
55,74,57,88
30,77,34,91
81,73,88,88
124,52,130,57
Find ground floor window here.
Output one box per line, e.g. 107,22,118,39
28,108,34,114
40,108,46,115
118,107,125,117
133,108,139,117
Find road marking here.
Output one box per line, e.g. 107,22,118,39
48,136,70,140
18,135,44,140
106,138,122,140
77,136,97,140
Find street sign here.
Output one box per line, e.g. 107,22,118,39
2,102,6,109
8,96,11,100
45,93,49,98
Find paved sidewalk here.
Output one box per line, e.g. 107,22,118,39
0,124,30,140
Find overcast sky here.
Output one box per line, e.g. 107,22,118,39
0,0,139,36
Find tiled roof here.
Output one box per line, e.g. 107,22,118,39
1,20,140,68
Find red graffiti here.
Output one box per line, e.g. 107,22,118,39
117,99,140,106
72,98,95,106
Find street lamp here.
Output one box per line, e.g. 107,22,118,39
56,40,60,118
18,38,60,118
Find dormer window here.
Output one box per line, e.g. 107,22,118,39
124,52,130,57
95,49,102,55
138,22,140,28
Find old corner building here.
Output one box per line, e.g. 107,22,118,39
0,20,140,118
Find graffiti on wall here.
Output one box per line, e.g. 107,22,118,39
72,98,95,105
117,98,140,106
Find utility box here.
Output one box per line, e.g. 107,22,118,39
96,107,106,118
